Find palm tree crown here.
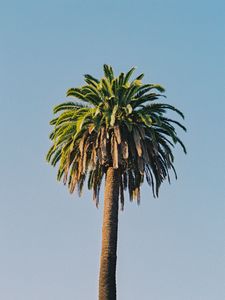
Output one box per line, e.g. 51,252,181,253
46,65,186,208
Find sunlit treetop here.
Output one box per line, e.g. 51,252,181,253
46,65,186,208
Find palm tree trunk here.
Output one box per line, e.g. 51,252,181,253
99,167,119,300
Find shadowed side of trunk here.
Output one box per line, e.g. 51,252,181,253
99,167,120,300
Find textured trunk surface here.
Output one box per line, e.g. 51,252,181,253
99,167,119,300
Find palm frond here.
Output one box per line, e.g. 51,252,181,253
124,67,136,85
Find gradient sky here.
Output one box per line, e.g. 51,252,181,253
1,0,225,299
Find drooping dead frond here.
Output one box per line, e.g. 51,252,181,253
119,175,125,211
121,140,129,160
114,125,121,144
133,127,142,157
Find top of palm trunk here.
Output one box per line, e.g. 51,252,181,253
46,64,186,208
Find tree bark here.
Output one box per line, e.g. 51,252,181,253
99,167,119,300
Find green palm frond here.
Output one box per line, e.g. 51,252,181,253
135,73,144,81
103,64,114,82
53,102,86,114
84,74,100,85
124,67,136,85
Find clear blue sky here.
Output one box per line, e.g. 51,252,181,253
1,0,225,299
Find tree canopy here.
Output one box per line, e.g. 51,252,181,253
46,65,186,208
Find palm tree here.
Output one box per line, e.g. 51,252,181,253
46,65,186,300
